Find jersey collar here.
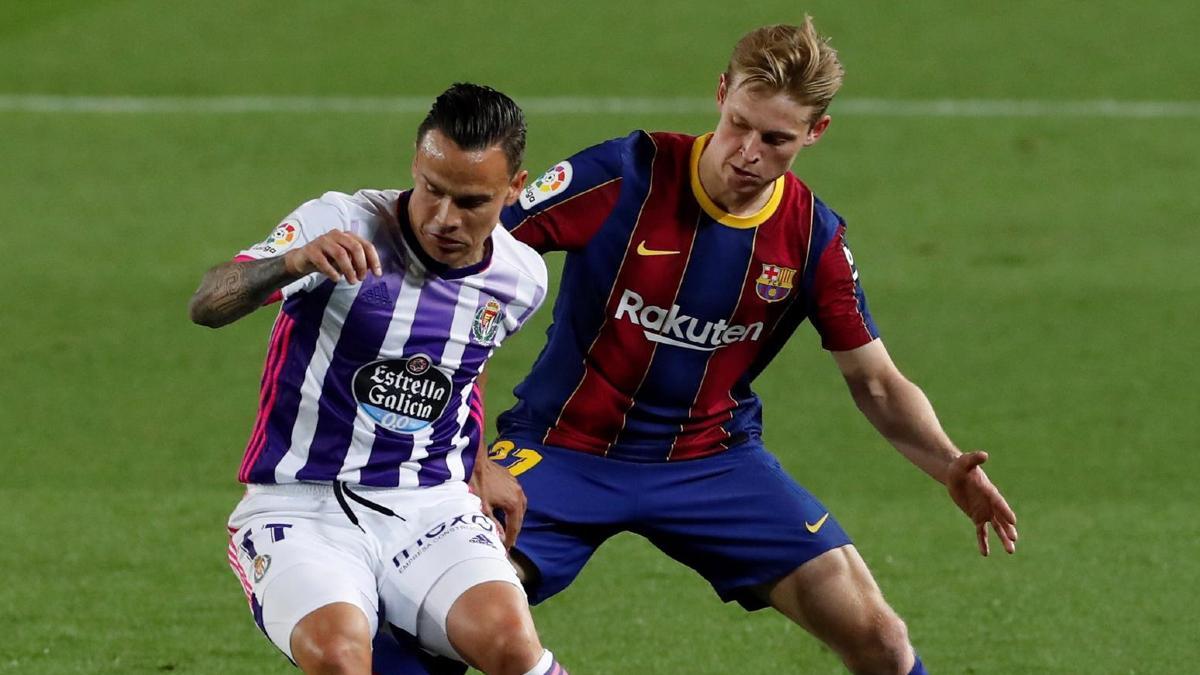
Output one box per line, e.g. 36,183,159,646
689,133,785,229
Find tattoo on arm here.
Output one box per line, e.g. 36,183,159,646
189,256,298,328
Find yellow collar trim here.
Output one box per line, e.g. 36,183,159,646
689,133,784,229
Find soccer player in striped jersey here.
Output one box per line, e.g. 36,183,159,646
482,18,1018,674
190,84,568,675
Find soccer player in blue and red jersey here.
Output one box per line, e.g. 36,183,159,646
191,84,568,675
477,18,1019,674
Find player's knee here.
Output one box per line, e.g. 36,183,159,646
455,602,542,674
476,612,542,674
293,633,370,674
286,601,373,674
843,611,912,675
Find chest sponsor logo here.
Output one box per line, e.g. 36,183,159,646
520,160,573,210
614,289,763,352
471,299,505,346
755,264,797,303
353,355,453,432
249,219,300,256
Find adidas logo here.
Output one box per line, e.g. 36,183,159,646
360,281,391,306
468,534,494,548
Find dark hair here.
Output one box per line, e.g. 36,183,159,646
416,83,526,175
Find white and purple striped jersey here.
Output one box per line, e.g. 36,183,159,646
233,189,547,488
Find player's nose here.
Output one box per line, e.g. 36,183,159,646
433,197,462,226
738,141,758,163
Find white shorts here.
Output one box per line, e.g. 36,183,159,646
225,480,522,661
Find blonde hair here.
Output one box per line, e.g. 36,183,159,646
723,16,844,122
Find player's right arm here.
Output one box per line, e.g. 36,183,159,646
188,230,381,328
188,255,296,328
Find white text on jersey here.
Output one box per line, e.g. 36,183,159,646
614,289,763,352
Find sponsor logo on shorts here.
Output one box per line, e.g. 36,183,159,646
755,263,796,303
391,513,496,573
353,355,453,432
805,513,830,534
250,220,300,256
468,534,495,548
614,289,763,352
520,161,572,209
253,554,272,582
471,299,505,346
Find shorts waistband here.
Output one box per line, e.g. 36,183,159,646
245,482,415,497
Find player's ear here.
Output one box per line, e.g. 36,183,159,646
505,169,529,205
804,114,831,147
716,73,729,107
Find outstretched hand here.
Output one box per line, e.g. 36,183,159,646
470,453,526,550
946,451,1018,556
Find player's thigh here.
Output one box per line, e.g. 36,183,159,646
376,490,526,660
427,563,540,667
227,506,378,660
639,442,852,609
489,437,625,603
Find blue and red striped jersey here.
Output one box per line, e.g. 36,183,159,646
497,131,878,462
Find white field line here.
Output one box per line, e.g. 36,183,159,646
1,94,1199,118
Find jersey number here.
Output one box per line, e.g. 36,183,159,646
488,440,543,477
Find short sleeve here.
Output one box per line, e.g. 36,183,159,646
235,194,349,298
807,212,880,351
499,133,634,252
498,237,550,337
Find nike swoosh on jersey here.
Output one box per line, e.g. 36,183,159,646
805,513,830,533
636,240,680,256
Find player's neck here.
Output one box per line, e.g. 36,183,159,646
697,151,774,217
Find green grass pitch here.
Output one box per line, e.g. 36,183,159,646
1,1,1198,672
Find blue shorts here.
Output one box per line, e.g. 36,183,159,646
372,626,466,675
490,437,852,610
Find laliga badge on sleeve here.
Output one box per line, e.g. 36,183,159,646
520,161,572,210
249,219,301,256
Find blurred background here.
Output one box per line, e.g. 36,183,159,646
1,1,1197,672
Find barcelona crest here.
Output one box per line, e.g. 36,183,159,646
755,264,796,303
471,299,504,345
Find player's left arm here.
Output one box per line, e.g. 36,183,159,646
831,341,1019,556
806,204,1017,556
